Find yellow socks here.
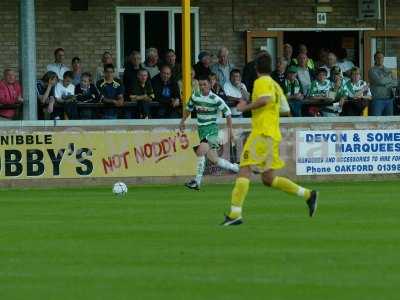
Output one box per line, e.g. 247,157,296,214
228,177,250,219
271,176,311,200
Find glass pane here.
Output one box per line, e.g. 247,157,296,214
250,37,278,69
374,37,400,79
120,13,140,68
145,11,169,60
174,13,196,64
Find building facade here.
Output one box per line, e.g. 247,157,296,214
0,0,399,78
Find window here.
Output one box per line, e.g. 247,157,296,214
116,7,200,72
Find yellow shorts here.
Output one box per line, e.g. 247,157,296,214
240,133,285,172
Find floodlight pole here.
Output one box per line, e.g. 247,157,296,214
182,0,192,107
20,0,38,120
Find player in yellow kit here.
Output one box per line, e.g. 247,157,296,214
222,53,318,226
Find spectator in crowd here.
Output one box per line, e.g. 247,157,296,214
296,53,314,96
178,68,200,100
283,43,294,66
293,44,315,70
194,51,212,79
316,48,330,69
209,72,226,101
211,47,234,87
123,51,142,97
242,49,268,94
165,49,182,82
342,67,372,116
47,48,69,80
127,68,155,119
152,65,181,118
283,66,304,117
75,72,101,119
223,69,249,118
71,57,82,86
325,66,347,116
54,71,77,119
322,52,339,80
308,68,332,116
368,51,398,116
95,51,113,83
337,48,355,78
36,71,57,119
142,48,160,79
97,64,124,119
0,69,23,120
271,57,287,88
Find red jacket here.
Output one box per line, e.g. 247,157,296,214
0,80,22,119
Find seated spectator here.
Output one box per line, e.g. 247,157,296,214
271,57,287,88
242,49,268,94
0,69,23,120
296,53,315,96
97,64,124,119
209,72,226,101
326,66,347,116
47,48,69,80
75,72,101,119
36,71,58,119
211,47,234,87
54,71,77,119
293,44,315,70
308,68,332,117
322,52,339,80
368,51,397,116
178,68,200,100
123,51,142,97
194,51,212,79
283,43,294,67
95,51,113,83
71,57,82,86
342,67,372,116
165,49,182,82
151,65,181,118
223,69,249,118
142,48,160,79
283,66,304,117
127,69,155,119
337,48,355,78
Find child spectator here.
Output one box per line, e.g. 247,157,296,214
75,72,101,119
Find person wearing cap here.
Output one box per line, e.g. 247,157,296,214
194,51,212,80
283,66,304,117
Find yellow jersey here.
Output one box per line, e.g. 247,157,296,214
251,75,282,141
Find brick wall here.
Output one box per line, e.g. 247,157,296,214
1,0,400,79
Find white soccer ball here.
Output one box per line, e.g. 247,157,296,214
113,182,128,196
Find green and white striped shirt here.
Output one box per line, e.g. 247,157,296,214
186,91,231,126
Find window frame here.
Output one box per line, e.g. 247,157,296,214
116,6,200,73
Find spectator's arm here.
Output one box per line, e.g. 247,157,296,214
369,68,394,86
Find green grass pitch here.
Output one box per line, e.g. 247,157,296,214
0,181,399,300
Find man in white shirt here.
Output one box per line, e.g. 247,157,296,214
47,48,70,80
54,71,76,119
223,69,249,117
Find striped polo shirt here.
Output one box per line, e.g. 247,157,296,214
186,91,231,126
